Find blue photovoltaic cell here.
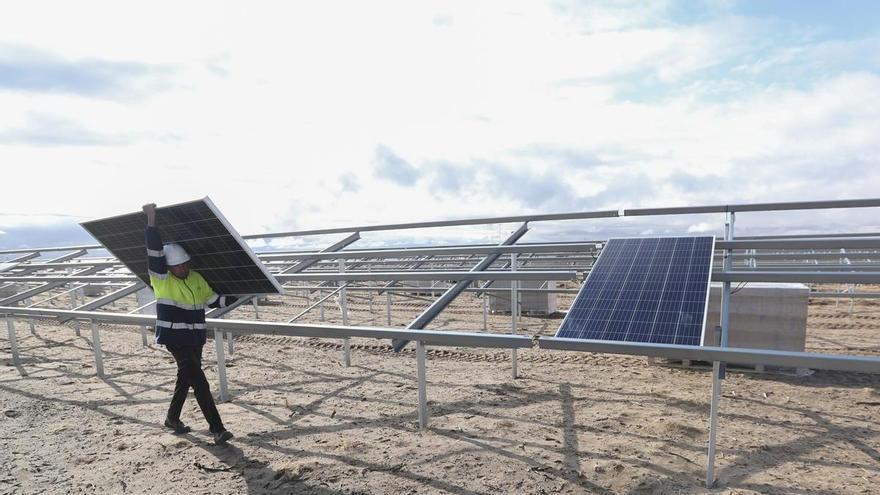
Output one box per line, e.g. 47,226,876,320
555,236,715,346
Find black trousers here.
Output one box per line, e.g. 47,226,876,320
165,344,225,433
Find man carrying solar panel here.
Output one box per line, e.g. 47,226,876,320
142,203,237,445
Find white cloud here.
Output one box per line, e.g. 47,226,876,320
0,1,878,247
0,214,81,229
687,222,715,233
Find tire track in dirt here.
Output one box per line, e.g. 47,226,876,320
234,334,607,365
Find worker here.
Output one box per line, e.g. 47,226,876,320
142,203,236,445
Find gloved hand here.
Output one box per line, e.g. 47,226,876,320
142,203,157,226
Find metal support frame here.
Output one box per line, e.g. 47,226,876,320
0,245,99,255
211,311,233,357
386,290,392,325
1,305,532,430
90,320,104,378
393,222,530,351
6,316,22,373
1,306,534,346
276,270,575,283
278,231,361,275
340,259,350,367
135,287,154,346
849,284,855,315
417,340,428,428
713,271,880,283
0,265,103,306
483,293,488,331
247,209,617,240
287,283,349,323
624,197,880,216
27,284,86,307
717,238,880,250
511,253,518,379
195,306,244,362
3,197,880,488
0,251,41,267
707,211,734,487
71,287,81,336
62,282,146,322
391,224,530,428
3,301,880,451
536,337,880,373
214,328,229,402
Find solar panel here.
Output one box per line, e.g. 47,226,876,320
555,236,714,346
80,197,283,295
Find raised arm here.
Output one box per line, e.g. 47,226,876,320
143,203,168,280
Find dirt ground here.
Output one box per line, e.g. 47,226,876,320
1,284,879,494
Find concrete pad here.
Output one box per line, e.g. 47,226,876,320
702,282,808,352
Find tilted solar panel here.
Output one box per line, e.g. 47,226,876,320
555,236,714,346
80,197,283,295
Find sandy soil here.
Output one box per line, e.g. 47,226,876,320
1,284,879,494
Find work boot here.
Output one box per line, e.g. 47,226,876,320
213,430,234,445
164,418,191,434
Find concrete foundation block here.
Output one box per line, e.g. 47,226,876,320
489,281,557,315
702,282,808,352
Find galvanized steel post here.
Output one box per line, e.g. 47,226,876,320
214,329,229,402
483,293,488,331
71,288,80,336
90,320,104,378
136,287,152,346
417,340,427,428
386,291,392,325
340,259,350,367
707,211,734,487
5,316,23,373
511,253,518,379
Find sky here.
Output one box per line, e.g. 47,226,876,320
1,0,879,252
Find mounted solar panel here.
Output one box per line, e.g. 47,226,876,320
80,197,283,296
555,236,714,346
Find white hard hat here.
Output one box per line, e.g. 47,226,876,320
164,243,190,266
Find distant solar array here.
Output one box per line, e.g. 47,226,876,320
556,236,714,346
80,197,283,295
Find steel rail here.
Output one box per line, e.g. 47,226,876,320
0,270,577,284
712,271,880,283
717,239,880,250
624,198,880,216
0,306,532,349
275,271,577,282
537,337,880,373
242,210,619,239
259,242,600,261
811,291,880,299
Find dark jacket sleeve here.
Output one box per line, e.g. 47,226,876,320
145,226,167,279
202,276,238,309
208,295,238,309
